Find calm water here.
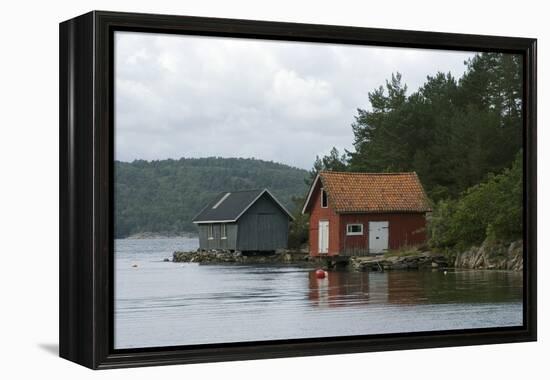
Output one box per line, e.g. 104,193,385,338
115,237,523,349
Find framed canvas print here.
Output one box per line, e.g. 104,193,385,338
59,11,537,369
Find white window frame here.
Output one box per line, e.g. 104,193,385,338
321,188,328,208
346,223,364,236
207,224,214,240
220,223,227,239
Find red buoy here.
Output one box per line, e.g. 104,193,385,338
315,269,326,279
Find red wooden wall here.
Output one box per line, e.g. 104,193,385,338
308,184,340,256
338,213,427,255
307,181,427,256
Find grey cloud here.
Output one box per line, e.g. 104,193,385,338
115,32,475,169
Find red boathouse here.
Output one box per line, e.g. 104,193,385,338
302,171,432,256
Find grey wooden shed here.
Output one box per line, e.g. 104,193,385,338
192,189,294,253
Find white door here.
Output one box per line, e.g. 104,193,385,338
318,220,329,254
369,221,389,254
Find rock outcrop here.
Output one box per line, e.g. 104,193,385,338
349,252,448,271
453,240,523,271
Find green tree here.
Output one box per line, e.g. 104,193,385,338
348,53,522,202
429,153,522,248
287,196,310,249
306,147,348,185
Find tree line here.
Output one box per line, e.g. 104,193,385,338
115,157,308,238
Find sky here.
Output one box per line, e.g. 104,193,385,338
115,31,476,170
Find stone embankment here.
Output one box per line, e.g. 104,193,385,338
172,250,311,265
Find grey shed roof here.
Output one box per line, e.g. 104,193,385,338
192,189,294,223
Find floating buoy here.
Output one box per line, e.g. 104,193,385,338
315,269,326,279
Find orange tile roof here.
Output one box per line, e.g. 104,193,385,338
318,171,431,213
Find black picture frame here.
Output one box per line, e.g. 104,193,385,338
59,10,537,369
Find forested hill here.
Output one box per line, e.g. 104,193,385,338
115,157,309,238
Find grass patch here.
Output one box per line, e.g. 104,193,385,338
383,246,421,258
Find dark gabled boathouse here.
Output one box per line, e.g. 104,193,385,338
192,189,294,253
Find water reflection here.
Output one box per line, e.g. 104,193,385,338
308,269,523,308
308,270,371,307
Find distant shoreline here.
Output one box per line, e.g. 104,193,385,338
120,232,198,240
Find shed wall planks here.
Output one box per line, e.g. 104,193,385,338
198,223,238,250
236,193,289,251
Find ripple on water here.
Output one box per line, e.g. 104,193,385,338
114,238,523,348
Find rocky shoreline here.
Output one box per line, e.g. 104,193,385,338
172,239,523,271
171,249,449,271
172,250,312,265
348,251,449,271
453,240,523,271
